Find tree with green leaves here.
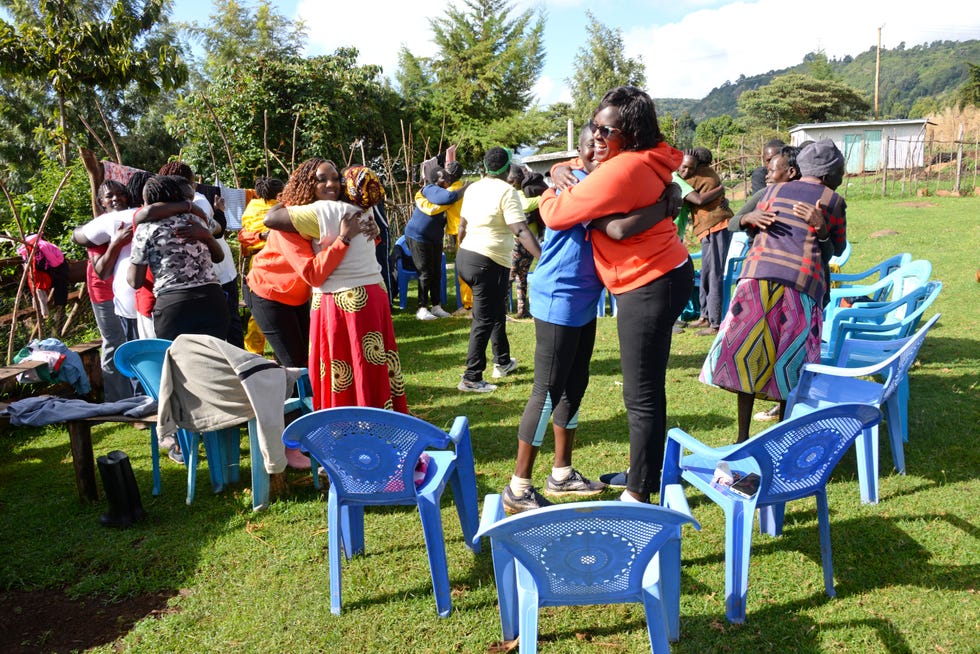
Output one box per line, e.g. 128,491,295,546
169,49,406,187
956,62,980,109
0,0,187,167
395,0,547,167
737,74,869,129
568,12,646,127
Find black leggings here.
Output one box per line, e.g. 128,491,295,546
615,259,695,496
247,292,310,368
517,318,597,446
456,248,510,382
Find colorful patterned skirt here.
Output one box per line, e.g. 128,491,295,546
309,284,408,413
700,278,822,401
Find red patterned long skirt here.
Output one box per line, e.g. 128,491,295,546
308,284,408,413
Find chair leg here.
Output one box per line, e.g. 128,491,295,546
327,489,344,614
417,492,452,617
657,535,683,641
490,539,519,642
815,490,836,598
884,395,907,474
854,426,880,504
898,377,910,443
149,426,162,496
448,467,480,553
182,430,198,506
201,432,224,493
516,567,540,654
759,502,786,536
641,582,672,653
724,503,754,623
248,419,269,512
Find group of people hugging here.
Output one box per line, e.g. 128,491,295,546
72,84,846,512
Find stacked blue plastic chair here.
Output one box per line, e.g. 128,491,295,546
787,314,940,504
281,407,480,616
822,280,941,366
830,252,911,300
660,404,882,623
823,259,931,335
394,235,447,310
114,339,238,505
474,495,699,654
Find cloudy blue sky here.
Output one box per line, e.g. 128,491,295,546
172,0,980,102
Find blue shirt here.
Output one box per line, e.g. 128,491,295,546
404,184,459,243
529,170,603,326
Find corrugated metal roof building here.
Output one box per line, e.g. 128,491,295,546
789,119,933,174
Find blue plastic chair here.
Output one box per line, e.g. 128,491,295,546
830,252,911,298
394,235,447,310
281,407,480,616
787,314,940,504
827,239,852,269
115,339,238,505
248,368,321,511
474,494,700,654
822,280,942,365
596,287,618,317
823,259,931,336
660,404,882,623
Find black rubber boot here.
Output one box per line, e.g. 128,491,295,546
97,453,133,528
110,450,147,523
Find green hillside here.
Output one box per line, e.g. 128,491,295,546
661,39,980,122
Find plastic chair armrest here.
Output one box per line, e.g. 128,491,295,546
666,427,724,458
474,493,506,544
802,359,887,379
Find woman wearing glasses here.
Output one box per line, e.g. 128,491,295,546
538,86,694,504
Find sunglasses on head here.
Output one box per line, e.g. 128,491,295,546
589,120,622,140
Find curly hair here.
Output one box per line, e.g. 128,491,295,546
279,158,339,207
142,175,187,204
254,176,285,201
157,161,194,181
595,86,664,151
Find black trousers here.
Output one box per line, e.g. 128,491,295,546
517,318,597,446
247,291,310,368
456,248,510,382
405,236,442,309
153,284,230,342
615,259,694,496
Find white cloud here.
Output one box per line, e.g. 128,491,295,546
624,0,980,98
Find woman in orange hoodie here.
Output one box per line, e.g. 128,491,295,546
538,86,694,503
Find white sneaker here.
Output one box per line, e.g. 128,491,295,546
416,307,437,321
429,305,451,318
492,357,518,379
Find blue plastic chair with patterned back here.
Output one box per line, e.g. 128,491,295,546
660,404,882,623
474,495,700,654
114,338,237,504
823,259,930,335
281,406,480,616
821,280,941,366
787,314,940,504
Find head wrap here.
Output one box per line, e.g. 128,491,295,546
342,165,385,209
797,139,845,178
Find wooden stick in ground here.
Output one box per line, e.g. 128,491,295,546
200,92,240,188
264,110,270,177
291,113,300,171
93,95,123,164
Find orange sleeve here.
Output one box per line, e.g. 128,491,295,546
276,230,350,288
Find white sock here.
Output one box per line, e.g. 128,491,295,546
551,465,573,482
509,476,532,495
620,489,643,503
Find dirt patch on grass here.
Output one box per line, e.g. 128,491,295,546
896,201,938,208
0,588,176,653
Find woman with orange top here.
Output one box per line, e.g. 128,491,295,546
538,86,694,503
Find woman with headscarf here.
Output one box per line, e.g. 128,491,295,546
700,139,847,443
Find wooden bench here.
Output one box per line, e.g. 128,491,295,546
0,401,155,502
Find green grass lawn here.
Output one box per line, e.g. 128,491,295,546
1,196,977,653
